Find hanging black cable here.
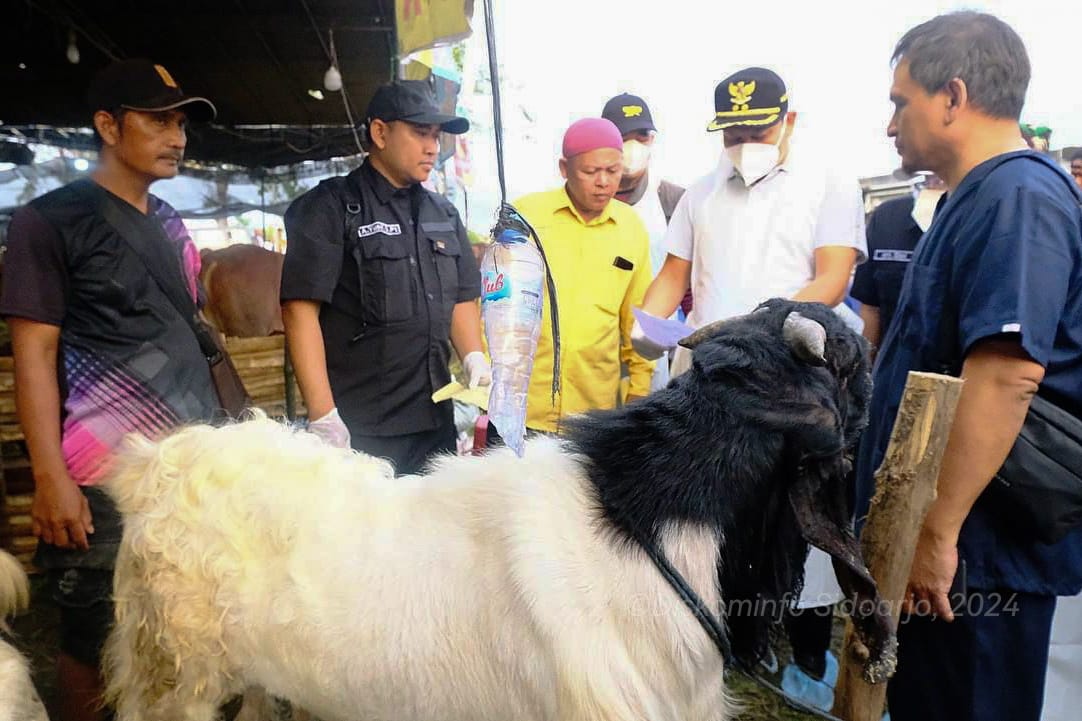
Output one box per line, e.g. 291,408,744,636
480,0,506,202
481,0,561,400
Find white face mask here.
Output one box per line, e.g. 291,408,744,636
910,187,945,232
726,119,787,186
622,139,651,176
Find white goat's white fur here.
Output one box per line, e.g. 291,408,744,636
105,414,731,721
0,549,48,721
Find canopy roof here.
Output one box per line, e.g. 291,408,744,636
1,0,397,168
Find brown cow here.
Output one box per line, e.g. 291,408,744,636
200,244,284,338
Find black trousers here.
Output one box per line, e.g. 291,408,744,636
887,589,1056,721
352,421,456,476
784,606,834,678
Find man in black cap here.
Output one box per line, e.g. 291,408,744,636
633,66,866,711
601,92,685,391
0,59,219,721
281,79,488,475
636,66,864,366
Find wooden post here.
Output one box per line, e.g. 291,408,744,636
833,371,964,721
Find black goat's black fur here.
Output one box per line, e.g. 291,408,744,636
563,299,872,664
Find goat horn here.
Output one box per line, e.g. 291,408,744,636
678,319,729,350
783,312,827,365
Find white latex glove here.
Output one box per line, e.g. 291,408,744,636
307,407,351,449
630,318,670,361
462,351,492,390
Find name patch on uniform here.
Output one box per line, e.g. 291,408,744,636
872,249,913,262
357,221,402,238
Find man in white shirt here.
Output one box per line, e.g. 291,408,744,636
634,66,867,711
635,67,866,376
601,92,686,391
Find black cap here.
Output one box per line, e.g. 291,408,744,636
707,67,788,132
365,80,469,135
601,93,656,136
87,59,216,122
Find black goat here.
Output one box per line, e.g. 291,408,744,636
566,298,893,676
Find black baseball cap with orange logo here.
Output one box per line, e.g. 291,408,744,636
87,59,217,122
707,67,788,132
602,93,657,136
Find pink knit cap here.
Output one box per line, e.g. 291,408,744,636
561,117,623,159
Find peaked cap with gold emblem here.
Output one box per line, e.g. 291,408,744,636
707,67,787,132
602,92,657,136
88,59,216,122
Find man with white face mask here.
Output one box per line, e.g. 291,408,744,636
634,67,866,378
852,174,946,354
602,93,686,391
633,66,866,711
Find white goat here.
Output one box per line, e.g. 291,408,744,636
105,421,726,721
0,549,48,721
103,301,893,721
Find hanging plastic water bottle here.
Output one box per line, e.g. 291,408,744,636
481,226,545,456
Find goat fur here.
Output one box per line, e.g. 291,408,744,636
0,550,48,721
103,299,876,721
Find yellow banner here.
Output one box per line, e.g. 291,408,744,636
396,0,474,57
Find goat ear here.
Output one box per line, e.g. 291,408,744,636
783,312,827,366
789,461,898,684
678,319,728,350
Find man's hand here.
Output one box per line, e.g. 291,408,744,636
462,351,492,390
308,407,352,449
630,319,670,361
32,474,93,551
902,525,959,621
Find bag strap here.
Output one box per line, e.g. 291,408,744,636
73,181,222,362
333,172,366,239
657,180,687,224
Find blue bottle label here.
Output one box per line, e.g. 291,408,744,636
482,270,511,302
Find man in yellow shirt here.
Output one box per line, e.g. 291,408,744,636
513,118,654,433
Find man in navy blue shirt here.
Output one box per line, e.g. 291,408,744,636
855,12,1082,721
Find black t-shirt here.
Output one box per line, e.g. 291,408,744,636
0,179,218,486
850,195,922,338
281,161,480,437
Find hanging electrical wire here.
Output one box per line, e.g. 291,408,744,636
297,0,365,155
480,0,561,401
328,29,365,155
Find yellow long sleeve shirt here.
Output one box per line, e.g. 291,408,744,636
513,187,654,433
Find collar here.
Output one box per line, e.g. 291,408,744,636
361,159,418,205
952,149,1039,198
558,185,617,226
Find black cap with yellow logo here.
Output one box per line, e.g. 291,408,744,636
707,67,787,132
88,59,217,122
602,93,657,136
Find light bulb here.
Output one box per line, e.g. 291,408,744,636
73,158,89,171
323,65,342,92
66,31,80,64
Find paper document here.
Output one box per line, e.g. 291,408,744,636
431,381,490,410
633,307,694,348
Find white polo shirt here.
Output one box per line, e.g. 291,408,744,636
665,144,867,336
629,172,676,392
664,144,867,609
633,172,671,276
